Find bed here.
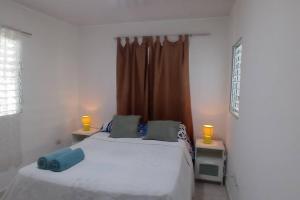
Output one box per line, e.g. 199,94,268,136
2,132,194,200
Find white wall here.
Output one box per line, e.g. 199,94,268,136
78,18,230,140
226,0,300,200
0,0,79,191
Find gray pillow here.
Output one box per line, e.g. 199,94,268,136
143,120,180,142
110,115,141,138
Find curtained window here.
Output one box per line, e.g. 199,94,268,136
116,35,194,141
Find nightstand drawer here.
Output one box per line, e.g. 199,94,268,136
195,160,224,182
198,163,219,176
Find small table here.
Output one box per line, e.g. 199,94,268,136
194,139,226,184
72,128,100,144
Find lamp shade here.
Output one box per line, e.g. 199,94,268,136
81,115,91,131
202,125,214,144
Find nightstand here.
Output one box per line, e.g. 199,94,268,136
194,139,226,184
72,128,100,144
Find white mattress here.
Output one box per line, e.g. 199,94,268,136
2,133,194,200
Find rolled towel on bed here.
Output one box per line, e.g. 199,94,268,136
38,148,72,170
49,148,85,172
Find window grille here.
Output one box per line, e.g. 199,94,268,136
230,39,242,117
0,28,22,117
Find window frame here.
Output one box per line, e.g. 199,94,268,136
230,38,243,118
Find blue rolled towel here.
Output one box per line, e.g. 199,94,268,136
38,148,72,170
49,148,85,172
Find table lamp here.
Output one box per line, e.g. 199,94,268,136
203,124,214,144
81,115,91,131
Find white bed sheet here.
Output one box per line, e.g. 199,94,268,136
2,133,194,200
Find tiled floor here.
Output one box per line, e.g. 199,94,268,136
193,181,229,200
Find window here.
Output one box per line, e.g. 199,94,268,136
0,28,22,117
230,39,242,118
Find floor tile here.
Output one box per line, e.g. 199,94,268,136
193,181,229,200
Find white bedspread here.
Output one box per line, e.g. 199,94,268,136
2,133,194,200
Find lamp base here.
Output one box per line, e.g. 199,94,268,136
83,125,90,131
203,137,212,144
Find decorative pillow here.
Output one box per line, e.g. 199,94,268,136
137,123,148,136
101,121,147,136
178,123,193,157
100,121,113,132
110,115,141,138
143,120,180,142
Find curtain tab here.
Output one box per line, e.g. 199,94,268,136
143,36,153,46
178,35,183,41
183,34,189,41
117,37,121,44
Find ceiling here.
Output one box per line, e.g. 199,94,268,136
12,0,235,26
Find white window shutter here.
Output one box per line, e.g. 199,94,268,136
0,28,22,117
230,39,242,117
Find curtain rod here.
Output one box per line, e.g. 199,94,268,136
1,25,32,37
114,33,211,40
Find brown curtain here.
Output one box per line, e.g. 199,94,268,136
151,35,193,141
117,35,194,141
117,37,149,121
